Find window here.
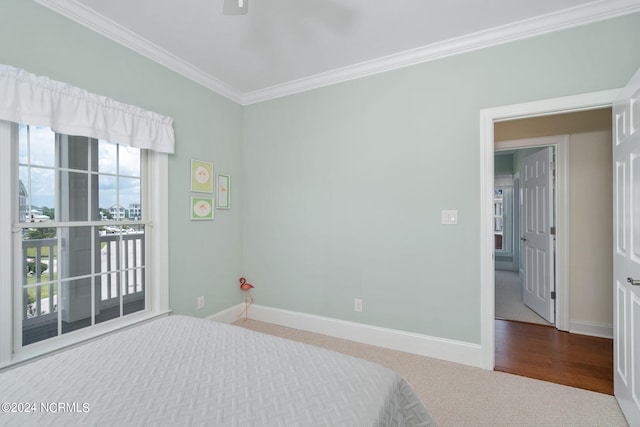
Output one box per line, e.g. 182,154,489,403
0,65,172,366
1,120,169,363
494,188,504,250
18,125,146,347
494,175,513,255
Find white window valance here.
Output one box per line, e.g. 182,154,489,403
0,64,174,154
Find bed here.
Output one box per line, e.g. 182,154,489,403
0,315,435,426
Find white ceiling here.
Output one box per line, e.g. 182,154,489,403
36,0,640,104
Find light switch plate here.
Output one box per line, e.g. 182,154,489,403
441,210,458,225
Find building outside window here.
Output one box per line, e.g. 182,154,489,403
109,204,127,220
128,203,141,220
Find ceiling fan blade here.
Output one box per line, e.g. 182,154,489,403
223,0,248,15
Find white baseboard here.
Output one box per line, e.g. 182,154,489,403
569,320,613,339
210,303,483,368
207,303,245,324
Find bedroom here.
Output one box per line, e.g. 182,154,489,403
1,0,640,425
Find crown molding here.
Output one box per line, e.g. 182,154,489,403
34,0,244,105
242,0,640,104
36,0,640,106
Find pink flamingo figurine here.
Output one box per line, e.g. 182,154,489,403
238,277,254,321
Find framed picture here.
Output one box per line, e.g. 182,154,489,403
217,174,230,209
191,159,214,193
190,196,214,220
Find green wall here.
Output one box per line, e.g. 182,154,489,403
242,13,640,343
2,0,640,345
494,154,514,175
0,0,244,318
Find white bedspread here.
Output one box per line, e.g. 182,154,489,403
0,315,435,426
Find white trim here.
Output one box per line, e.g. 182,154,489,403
0,121,13,365
206,303,245,324
35,0,640,106
148,151,170,313
513,171,521,274
211,304,483,368
243,0,640,105
33,0,244,105
556,140,571,332
569,320,614,339
480,89,619,370
495,135,571,332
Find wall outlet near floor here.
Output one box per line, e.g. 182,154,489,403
354,298,363,312
197,296,205,310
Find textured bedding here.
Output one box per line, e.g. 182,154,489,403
0,315,435,426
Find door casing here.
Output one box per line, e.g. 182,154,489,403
495,136,570,328
480,89,619,370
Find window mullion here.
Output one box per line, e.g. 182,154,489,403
56,230,62,338
55,133,61,339
91,228,95,326
118,232,123,318
88,139,95,327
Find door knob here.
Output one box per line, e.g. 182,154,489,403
626,277,640,286
520,237,527,241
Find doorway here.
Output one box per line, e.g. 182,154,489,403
494,134,572,331
478,89,619,372
489,108,614,392
493,110,613,331
494,145,557,327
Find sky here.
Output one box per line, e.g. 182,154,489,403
18,125,141,212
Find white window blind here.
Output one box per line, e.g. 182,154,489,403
0,64,174,154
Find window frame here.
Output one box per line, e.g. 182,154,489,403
0,121,170,368
494,175,514,257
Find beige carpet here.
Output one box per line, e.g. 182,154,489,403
233,319,627,427
495,270,552,325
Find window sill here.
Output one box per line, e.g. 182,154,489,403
0,309,172,372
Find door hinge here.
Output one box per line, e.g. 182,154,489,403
551,291,556,300
550,226,556,235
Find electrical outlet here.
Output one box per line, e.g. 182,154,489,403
197,296,205,310
354,298,363,312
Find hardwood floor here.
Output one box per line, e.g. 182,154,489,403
494,319,614,395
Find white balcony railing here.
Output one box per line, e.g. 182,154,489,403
22,231,145,328
23,237,56,320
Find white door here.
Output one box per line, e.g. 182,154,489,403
522,147,555,323
613,66,640,426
